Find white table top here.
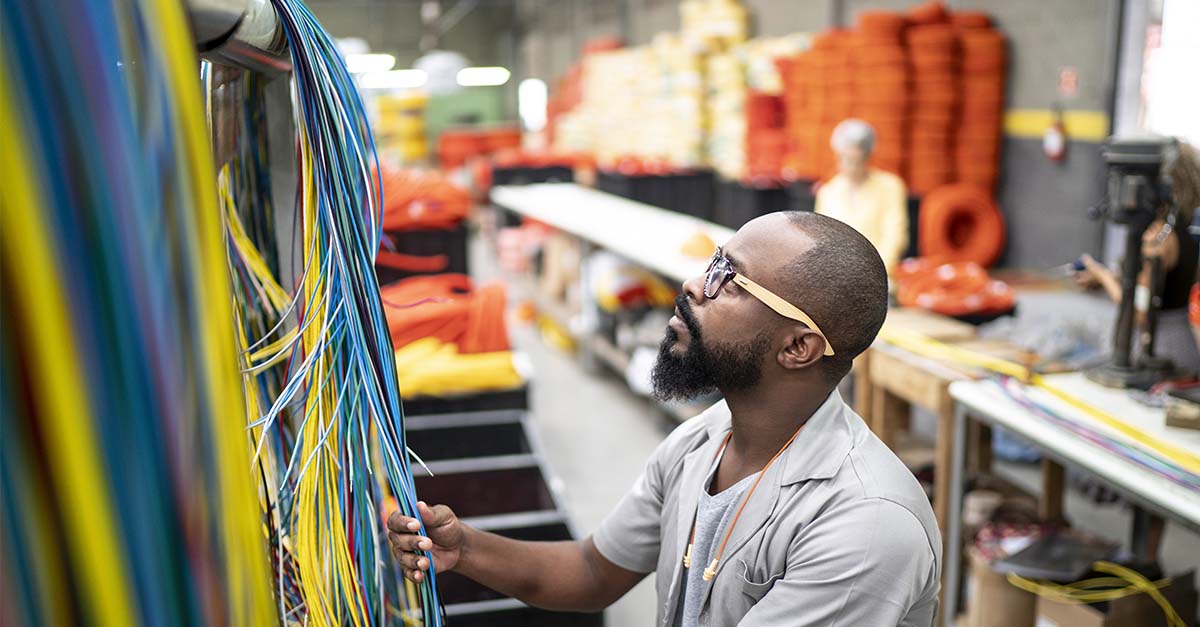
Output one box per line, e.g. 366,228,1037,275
491,183,735,284
949,375,1200,530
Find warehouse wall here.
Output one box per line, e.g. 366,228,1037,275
308,2,518,121
514,0,1124,267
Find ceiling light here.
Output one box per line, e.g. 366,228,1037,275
357,69,428,90
345,53,396,74
519,78,548,132
457,66,511,87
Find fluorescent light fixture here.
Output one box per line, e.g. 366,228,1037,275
518,78,548,132
345,53,396,74
457,66,511,87
357,69,428,90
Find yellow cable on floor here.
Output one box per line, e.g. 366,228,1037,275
1006,561,1185,627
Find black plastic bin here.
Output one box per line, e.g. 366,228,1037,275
402,385,530,416
376,223,469,285
493,165,574,186
405,412,532,461
414,465,556,518
596,170,715,221
714,179,791,229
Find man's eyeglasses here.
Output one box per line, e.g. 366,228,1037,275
703,249,835,357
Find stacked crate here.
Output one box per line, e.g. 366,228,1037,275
954,15,1007,193
851,12,911,179
906,23,960,194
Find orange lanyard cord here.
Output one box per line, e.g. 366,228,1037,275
683,426,805,581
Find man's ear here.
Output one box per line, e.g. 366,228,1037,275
776,326,827,371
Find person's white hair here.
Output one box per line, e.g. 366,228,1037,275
830,119,876,155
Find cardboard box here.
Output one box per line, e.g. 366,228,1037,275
968,549,1038,627
1035,570,1197,627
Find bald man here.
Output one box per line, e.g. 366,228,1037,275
388,212,941,626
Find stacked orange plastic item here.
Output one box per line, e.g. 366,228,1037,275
381,274,510,354
906,5,959,194
851,12,910,179
954,14,1006,192
373,166,470,276
437,127,522,170
811,31,855,181
778,54,820,181
745,92,786,180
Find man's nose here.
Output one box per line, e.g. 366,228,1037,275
681,274,705,303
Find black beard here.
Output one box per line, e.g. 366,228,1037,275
651,298,771,401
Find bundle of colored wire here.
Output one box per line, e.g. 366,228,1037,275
214,0,445,624
993,379,1200,490
1,0,274,624
880,327,1200,479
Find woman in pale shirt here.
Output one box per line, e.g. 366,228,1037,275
815,119,909,276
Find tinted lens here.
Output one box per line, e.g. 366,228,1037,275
704,256,732,299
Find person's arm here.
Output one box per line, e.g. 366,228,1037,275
387,503,644,612
1076,253,1123,303
736,499,938,626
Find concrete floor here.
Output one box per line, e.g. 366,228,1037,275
511,320,665,625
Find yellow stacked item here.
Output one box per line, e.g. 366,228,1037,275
681,0,748,51
555,39,707,168
394,337,523,397
374,93,429,163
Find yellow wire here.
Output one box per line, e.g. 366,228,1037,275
142,0,275,622
1006,561,1185,627
1,55,139,627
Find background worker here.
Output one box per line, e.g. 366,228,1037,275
815,119,910,277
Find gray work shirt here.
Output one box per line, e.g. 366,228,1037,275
594,391,942,626
673,453,758,627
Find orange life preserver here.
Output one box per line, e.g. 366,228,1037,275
919,183,1006,267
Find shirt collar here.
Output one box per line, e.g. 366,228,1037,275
700,390,858,485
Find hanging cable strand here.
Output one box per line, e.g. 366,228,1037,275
210,0,446,624
2,0,275,624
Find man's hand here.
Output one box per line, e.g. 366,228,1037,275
386,501,464,583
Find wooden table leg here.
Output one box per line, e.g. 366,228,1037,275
967,421,992,474
871,384,908,450
854,351,873,420
934,396,955,542
1040,459,1066,524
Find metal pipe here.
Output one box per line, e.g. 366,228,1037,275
190,0,291,74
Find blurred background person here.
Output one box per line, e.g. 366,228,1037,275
815,119,909,277
1075,140,1200,370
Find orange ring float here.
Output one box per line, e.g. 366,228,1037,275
918,183,1006,267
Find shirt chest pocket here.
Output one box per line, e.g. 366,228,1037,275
737,559,784,603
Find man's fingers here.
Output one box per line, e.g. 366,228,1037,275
1080,254,1104,273
396,551,429,571
386,510,422,534
387,531,432,553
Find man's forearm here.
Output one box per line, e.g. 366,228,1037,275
452,526,608,612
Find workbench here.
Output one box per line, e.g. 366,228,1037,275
941,375,1200,627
